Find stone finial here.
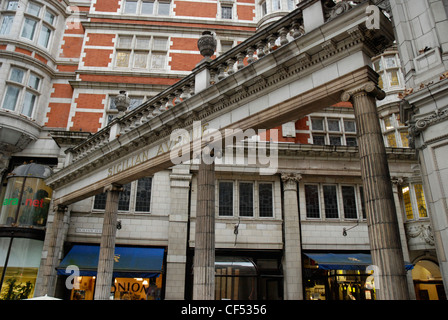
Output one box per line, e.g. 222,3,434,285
114,90,130,114
197,31,217,61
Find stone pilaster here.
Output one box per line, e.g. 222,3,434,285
35,204,68,296
165,165,192,299
193,159,215,300
281,173,303,300
94,183,122,300
342,82,410,300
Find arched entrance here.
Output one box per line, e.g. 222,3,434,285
412,260,446,300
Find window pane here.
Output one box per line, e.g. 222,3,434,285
311,118,324,131
27,2,41,16
129,97,143,110
385,56,397,68
3,86,20,111
44,10,55,25
384,116,394,130
28,74,41,90
378,75,383,89
21,18,37,40
142,1,154,14
116,51,131,67
359,186,366,219
219,182,233,216
323,185,338,218
287,0,295,10
135,177,152,212
344,120,356,133
312,135,325,145
327,119,340,131
261,1,267,15
93,192,107,210
118,36,133,48
259,183,273,217
373,59,382,71
272,0,281,10
346,137,357,146
341,186,357,219
151,54,166,69
389,70,399,86
134,52,148,68
10,68,25,83
329,136,341,146
118,183,131,211
402,186,413,220
6,0,18,10
124,0,138,13
239,182,253,216
22,91,36,117
153,37,167,51
0,15,14,35
158,2,170,15
222,6,232,19
305,185,320,218
414,184,427,218
136,37,150,49
386,133,397,147
38,25,51,48
400,131,409,148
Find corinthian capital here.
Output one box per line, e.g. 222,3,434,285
281,172,302,190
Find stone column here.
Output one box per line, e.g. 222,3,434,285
165,165,192,299
281,173,303,300
342,82,410,300
193,159,215,300
35,204,68,296
94,183,122,300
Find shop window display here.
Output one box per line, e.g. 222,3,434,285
70,275,163,300
303,255,376,300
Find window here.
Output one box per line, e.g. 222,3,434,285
0,15,14,35
115,35,168,70
374,54,402,90
259,183,273,217
93,178,152,212
221,5,233,19
414,184,427,218
272,0,281,11
359,186,366,219
381,113,409,148
287,0,295,10
2,67,41,118
20,2,56,49
219,182,234,216
239,182,254,217
310,116,357,146
323,185,338,218
123,0,169,15
261,1,267,16
341,186,357,219
402,186,414,220
305,185,320,218
135,177,152,212
5,0,18,10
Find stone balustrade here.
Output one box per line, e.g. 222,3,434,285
66,0,361,164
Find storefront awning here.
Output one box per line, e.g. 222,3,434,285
304,253,413,271
57,245,165,278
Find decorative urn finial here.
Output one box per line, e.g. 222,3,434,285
197,31,217,61
114,90,130,114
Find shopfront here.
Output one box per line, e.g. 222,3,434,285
0,163,53,300
188,251,283,300
303,252,413,300
57,245,166,300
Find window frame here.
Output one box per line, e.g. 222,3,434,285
1,66,41,118
20,1,56,49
